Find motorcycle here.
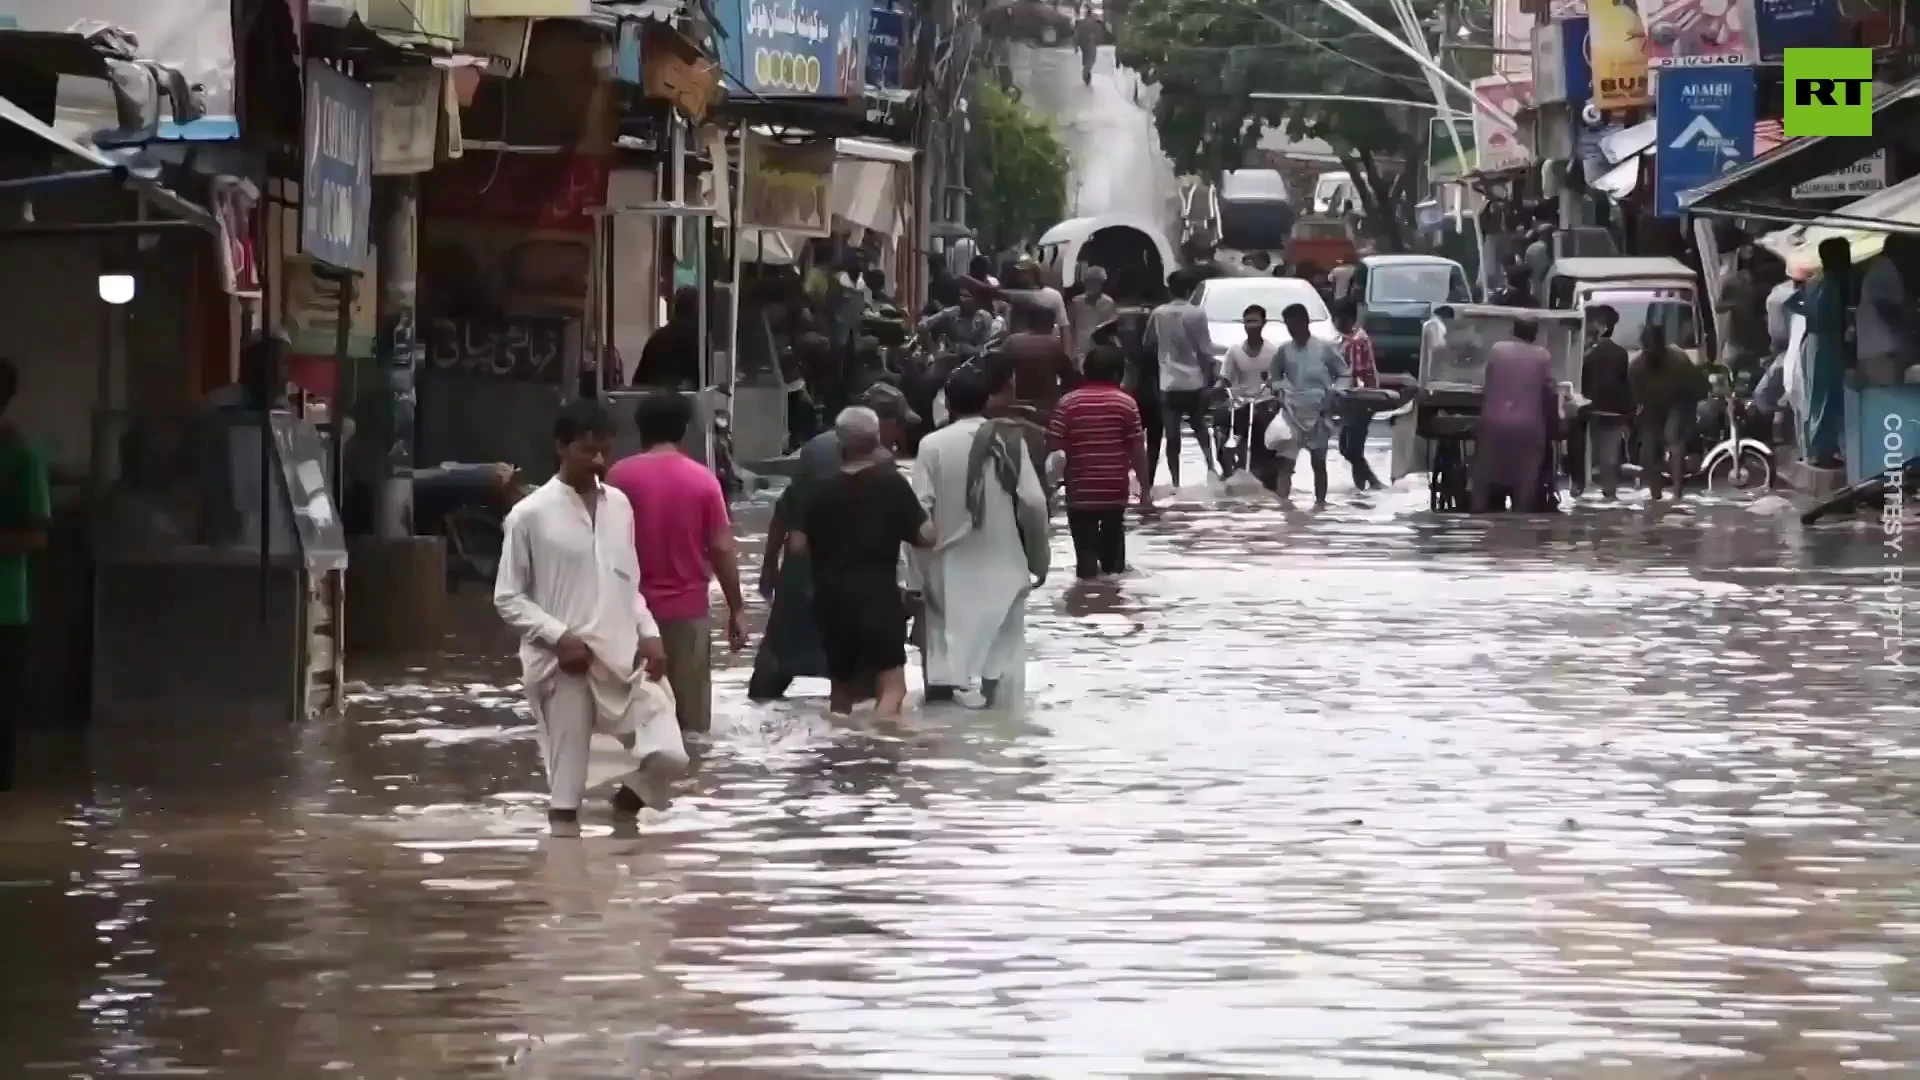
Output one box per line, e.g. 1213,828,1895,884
1802,453,1920,525
413,463,530,589
1693,387,1775,492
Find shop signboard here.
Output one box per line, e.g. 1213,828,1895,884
1427,117,1476,183
1589,0,1652,107
1655,65,1755,216
1755,0,1843,58
865,8,904,91
0,0,234,119
302,62,374,271
1636,0,1758,67
1470,76,1532,173
1791,151,1887,198
373,69,441,175
742,134,834,236
1561,18,1592,108
713,0,871,97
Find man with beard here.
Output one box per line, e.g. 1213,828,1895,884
912,363,1050,709
749,383,919,702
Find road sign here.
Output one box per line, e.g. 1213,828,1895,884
1655,66,1756,217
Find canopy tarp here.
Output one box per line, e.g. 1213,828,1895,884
1758,172,1920,274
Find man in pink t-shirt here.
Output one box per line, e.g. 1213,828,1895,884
604,392,747,733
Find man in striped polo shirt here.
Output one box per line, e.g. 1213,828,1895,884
1048,345,1151,579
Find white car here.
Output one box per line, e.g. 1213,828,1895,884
1192,276,1338,352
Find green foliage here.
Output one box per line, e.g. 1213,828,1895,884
968,82,1072,252
1117,0,1448,250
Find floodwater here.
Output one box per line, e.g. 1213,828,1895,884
4,438,1919,1079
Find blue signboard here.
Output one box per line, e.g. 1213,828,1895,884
301,62,372,271
1754,0,1842,60
714,0,871,98
866,8,904,91
1563,18,1591,109
1655,66,1755,217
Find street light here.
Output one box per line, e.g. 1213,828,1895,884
97,273,135,305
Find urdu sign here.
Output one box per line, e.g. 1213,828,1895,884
303,62,374,272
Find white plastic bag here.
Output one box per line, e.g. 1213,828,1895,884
1263,407,1297,453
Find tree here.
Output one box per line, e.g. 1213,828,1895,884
968,81,1072,253
1119,0,1482,252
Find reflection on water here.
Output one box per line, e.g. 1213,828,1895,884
4,443,1918,1078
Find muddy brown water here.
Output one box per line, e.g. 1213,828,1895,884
3,444,1917,1078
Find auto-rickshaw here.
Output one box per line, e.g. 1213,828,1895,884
1388,304,1582,511
1544,256,1707,366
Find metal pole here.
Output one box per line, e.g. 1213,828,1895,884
374,178,418,538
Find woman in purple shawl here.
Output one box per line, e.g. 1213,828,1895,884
1471,318,1562,512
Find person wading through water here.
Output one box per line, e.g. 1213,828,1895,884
494,400,689,837
1269,303,1348,507
913,363,1050,708
604,392,749,735
1471,317,1561,513
749,383,918,702
1050,344,1151,578
1630,320,1709,501
1331,300,1385,491
788,407,936,717
1143,270,1222,489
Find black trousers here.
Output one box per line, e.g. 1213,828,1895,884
0,625,24,791
1067,508,1127,578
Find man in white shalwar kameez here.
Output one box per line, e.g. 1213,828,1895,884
495,401,689,837
913,361,1050,709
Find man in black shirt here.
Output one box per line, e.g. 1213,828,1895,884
633,286,703,388
1578,304,1633,499
791,404,933,718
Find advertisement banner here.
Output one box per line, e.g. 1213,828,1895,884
302,62,374,271
1637,0,1759,66
865,8,904,91
1589,0,1652,107
0,0,234,119
742,135,834,236
713,0,871,98
1655,65,1756,216
1754,0,1843,59
1471,76,1533,173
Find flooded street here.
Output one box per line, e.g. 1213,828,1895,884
5,439,1919,1079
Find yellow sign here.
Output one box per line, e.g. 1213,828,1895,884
1588,0,1650,108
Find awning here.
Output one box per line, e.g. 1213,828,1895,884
1592,156,1640,199
831,137,913,235
832,158,896,235
1680,76,1920,221
1757,173,1920,274
0,92,215,233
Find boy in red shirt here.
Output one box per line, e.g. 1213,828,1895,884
1048,346,1151,578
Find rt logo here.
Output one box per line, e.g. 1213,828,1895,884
1785,48,1874,136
